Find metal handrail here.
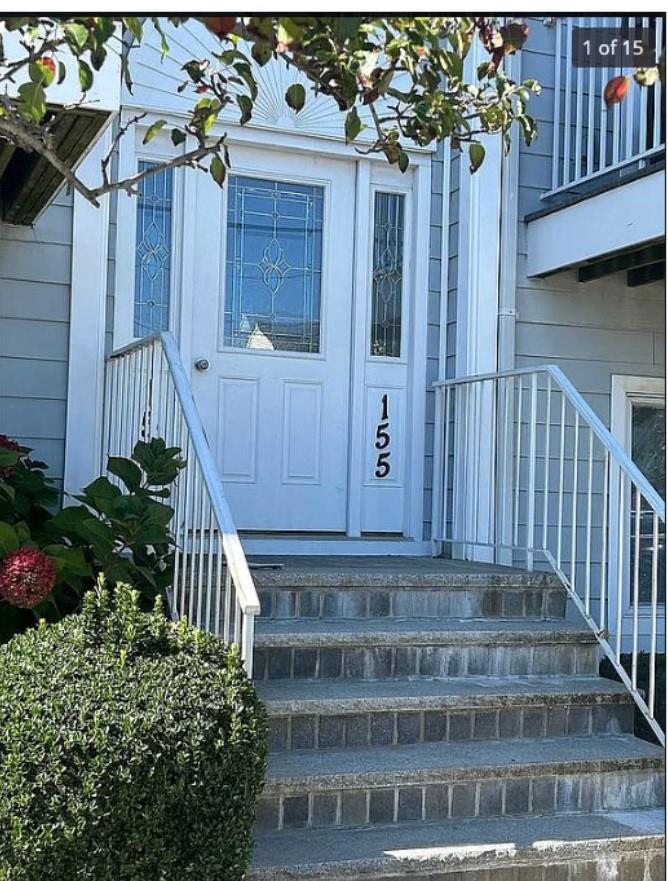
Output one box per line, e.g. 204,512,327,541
432,363,666,744
434,364,665,518
103,332,259,665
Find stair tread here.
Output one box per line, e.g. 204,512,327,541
250,808,665,877
257,674,630,714
255,617,594,647
264,734,663,789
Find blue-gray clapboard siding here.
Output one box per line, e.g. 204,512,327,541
0,190,72,488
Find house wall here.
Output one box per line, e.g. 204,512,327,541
0,190,72,490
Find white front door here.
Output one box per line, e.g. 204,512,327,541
190,145,356,532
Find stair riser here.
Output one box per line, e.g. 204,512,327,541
253,643,599,682
251,850,666,881
258,586,566,620
256,767,665,834
267,701,634,752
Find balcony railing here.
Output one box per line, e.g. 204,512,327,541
431,365,666,745
102,332,260,667
545,16,664,198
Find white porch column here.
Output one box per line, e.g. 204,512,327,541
453,41,503,562
63,126,113,496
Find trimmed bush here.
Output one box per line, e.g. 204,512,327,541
0,583,267,881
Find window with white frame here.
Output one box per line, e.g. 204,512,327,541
134,162,174,337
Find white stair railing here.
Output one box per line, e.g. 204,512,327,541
432,365,666,744
102,332,260,667
546,16,664,197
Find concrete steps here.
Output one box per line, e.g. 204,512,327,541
253,619,599,681
250,558,665,880
257,675,634,752
251,809,665,881
256,735,664,833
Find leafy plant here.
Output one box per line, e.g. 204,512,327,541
0,15,543,208
0,582,267,881
0,437,184,641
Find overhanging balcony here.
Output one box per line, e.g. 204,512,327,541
526,16,665,278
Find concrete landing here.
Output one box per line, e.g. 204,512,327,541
248,555,556,588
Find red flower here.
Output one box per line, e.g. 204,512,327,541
0,547,57,608
0,434,20,478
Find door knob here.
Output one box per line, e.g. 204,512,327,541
194,358,210,372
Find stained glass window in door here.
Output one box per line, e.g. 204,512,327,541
370,192,405,358
630,403,666,604
134,162,173,336
224,176,324,353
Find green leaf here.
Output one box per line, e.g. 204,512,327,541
64,22,89,53
345,107,362,143
468,141,485,173
90,45,107,72
57,61,67,85
251,41,272,66
142,120,166,144
80,477,123,502
124,17,143,42
0,448,20,470
285,83,306,113
210,154,226,187
78,60,93,92
0,522,19,554
277,17,303,48
236,94,252,125
16,81,46,124
398,150,409,173
107,457,142,492
171,128,186,146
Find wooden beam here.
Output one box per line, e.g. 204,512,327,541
627,260,665,287
577,242,665,282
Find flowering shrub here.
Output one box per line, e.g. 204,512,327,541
0,436,184,642
0,547,56,608
0,583,267,881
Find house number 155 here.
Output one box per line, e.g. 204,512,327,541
374,394,391,479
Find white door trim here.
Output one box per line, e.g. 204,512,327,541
452,39,503,561
63,127,113,496
608,374,665,646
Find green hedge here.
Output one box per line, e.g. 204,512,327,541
0,583,267,881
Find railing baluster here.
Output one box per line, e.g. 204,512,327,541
570,411,579,589
551,18,563,189
443,387,451,542
563,19,573,186
653,18,663,149
542,374,552,551
526,373,538,570
615,468,626,661
574,18,584,182
586,17,596,176
584,428,594,614
648,512,659,715
631,486,641,689
599,449,609,633
557,393,566,569
513,377,523,549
